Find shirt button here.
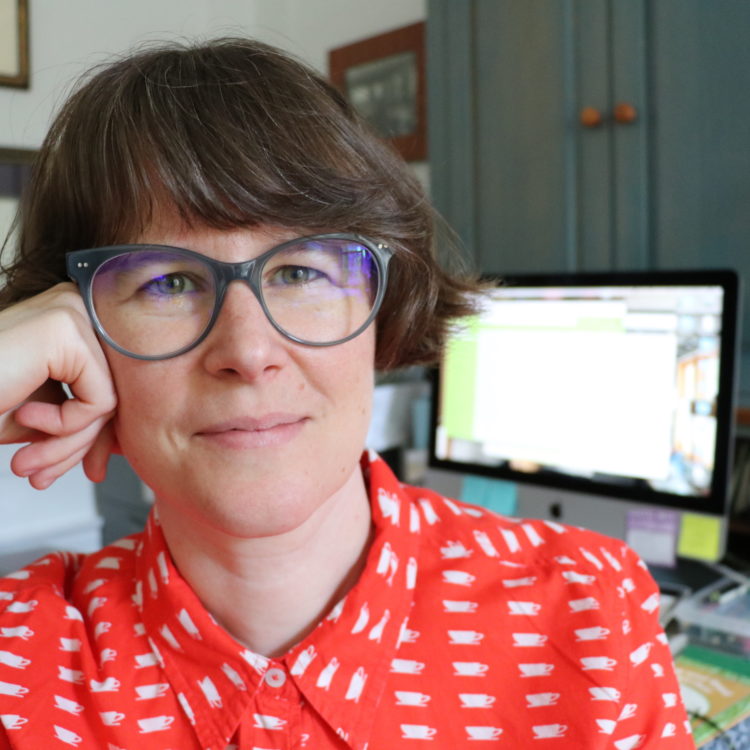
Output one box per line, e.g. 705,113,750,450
264,667,287,688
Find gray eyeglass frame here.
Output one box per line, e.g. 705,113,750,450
66,232,393,361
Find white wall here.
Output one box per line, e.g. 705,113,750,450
0,0,425,149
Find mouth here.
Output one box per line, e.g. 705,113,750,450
196,414,308,449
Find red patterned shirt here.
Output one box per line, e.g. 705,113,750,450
0,452,694,748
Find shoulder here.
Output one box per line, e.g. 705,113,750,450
0,536,142,677
403,482,643,575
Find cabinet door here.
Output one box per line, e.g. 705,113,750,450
646,0,750,399
428,0,623,274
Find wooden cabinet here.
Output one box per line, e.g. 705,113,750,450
427,0,750,399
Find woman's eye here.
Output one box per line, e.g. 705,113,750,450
143,273,197,295
273,266,325,285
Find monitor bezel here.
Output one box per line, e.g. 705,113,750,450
428,268,740,517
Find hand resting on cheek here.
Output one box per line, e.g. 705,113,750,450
0,282,118,489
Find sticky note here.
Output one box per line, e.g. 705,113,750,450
626,509,679,567
678,513,723,562
461,474,517,516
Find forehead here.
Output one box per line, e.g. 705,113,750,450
133,208,303,261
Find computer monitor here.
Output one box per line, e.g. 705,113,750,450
427,269,740,566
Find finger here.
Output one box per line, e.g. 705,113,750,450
82,421,118,483
26,443,91,490
14,398,115,438
0,411,45,444
10,417,108,478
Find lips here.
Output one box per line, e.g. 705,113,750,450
196,414,308,449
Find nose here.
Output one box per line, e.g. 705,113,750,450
199,281,287,381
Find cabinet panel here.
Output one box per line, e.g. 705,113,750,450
473,0,577,274
648,0,750,398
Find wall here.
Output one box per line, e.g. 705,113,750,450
0,0,425,149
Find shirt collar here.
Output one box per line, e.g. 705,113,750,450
134,451,420,750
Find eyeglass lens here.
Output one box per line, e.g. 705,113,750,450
90,238,381,358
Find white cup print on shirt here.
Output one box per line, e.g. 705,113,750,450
614,734,646,750
57,666,84,684
291,645,317,676
0,626,34,641
465,726,503,741
395,691,431,706
453,662,489,677
401,724,437,740
519,663,554,678
345,667,367,702
562,571,596,585
53,725,83,746
630,642,653,666
0,714,28,730
526,692,560,708
662,693,678,708
581,656,617,671
512,633,547,647
533,724,568,739
443,600,478,613
589,686,621,702
100,711,126,726
137,715,175,733
0,651,31,669
197,676,222,708
135,652,160,669
575,626,610,642
507,601,541,616
54,695,85,715
662,722,677,738
135,683,170,700
0,682,28,698
253,714,287,730
459,693,496,709
449,630,484,645
568,597,600,612
391,659,425,674
5,600,38,614
618,704,638,720
442,570,476,586
596,719,617,735
316,657,340,690
90,676,121,692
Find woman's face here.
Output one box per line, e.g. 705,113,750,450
104,218,376,538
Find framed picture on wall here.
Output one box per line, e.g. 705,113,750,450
0,148,34,250
329,22,426,162
0,0,30,88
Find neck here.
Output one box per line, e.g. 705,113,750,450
156,466,373,658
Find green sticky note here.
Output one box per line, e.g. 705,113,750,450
677,513,722,562
461,474,517,516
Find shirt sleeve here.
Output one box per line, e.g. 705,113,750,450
608,543,696,749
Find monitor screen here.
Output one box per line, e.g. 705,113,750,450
429,270,740,518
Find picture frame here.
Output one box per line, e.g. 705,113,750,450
0,148,34,250
0,0,30,88
0,147,34,197
329,22,426,162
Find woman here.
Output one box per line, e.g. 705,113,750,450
0,38,693,749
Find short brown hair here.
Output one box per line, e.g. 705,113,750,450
0,37,479,370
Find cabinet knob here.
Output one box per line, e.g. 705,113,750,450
580,107,603,128
613,102,638,124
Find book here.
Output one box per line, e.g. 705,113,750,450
675,645,750,747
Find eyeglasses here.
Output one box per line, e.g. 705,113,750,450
66,233,392,360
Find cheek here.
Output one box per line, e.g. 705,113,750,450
105,353,180,439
